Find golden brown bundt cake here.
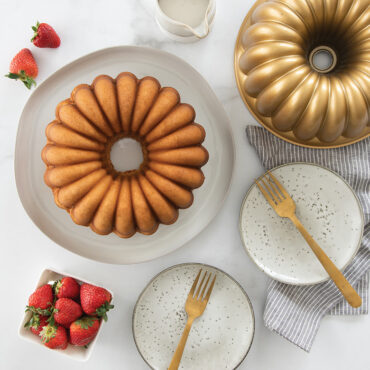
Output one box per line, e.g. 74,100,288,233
42,72,208,238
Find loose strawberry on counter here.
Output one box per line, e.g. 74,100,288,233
40,325,68,350
31,21,60,48
80,284,114,321
55,277,80,300
69,316,100,346
54,298,83,327
5,48,38,89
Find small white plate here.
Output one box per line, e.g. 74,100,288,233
240,163,364,285
132,263,255,370
14,46,235,264
18,267,114,361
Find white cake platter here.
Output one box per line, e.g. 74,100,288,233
15,46,235,264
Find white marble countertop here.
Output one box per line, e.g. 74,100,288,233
0,0,368,369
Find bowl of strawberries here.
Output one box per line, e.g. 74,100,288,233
19,268,114,361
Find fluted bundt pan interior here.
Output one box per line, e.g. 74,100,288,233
235,0,370,148
42,72,208,238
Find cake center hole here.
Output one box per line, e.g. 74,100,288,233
309,46,337,73
110,138,143,172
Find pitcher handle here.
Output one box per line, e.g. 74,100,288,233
184,3,211,39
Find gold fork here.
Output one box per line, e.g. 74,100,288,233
168,269,216,370
256,171,361,308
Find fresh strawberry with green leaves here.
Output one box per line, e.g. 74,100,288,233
25,284,54,334
80,284,114,321
25,315,49,336
54,277,80,300
5,48,38,89
54,298,83,327
40,324,68,349
26,284,53,314
31,21,60,48
69,316,100,346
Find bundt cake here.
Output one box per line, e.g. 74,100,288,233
42,72,208,238
237,0,370,146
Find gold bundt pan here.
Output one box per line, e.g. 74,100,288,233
235,0,370,148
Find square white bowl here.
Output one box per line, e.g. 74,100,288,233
18,267,114,361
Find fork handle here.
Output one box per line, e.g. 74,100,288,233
168,316,195,370
290,214,362,308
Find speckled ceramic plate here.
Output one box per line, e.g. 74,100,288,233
132,263,255,369
240,163,364,285
239,163,364,285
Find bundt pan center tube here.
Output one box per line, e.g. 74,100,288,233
42,72,209,238
235,0,370,148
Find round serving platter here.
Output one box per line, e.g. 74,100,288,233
15,46,235,264
239,163,364,285
234,0,370,149
132,263,255,369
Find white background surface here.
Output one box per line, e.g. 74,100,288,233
0,1,368,369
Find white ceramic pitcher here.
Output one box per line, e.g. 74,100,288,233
155,0,216,42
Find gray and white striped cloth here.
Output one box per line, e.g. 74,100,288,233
246,126,370,352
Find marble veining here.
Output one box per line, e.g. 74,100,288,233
2,1,369,369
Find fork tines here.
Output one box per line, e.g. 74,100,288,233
255,172,289,205
190,269,216,302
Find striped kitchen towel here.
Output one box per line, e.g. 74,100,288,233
246,126,370,352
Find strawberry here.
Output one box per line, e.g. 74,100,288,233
5,48,38,89
25,315,49,336
27,284,53,314
31,21,60,48
80,284,114,321
40,324,68,350
54,298,83,327
55,277,80,300
69,316,100,346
